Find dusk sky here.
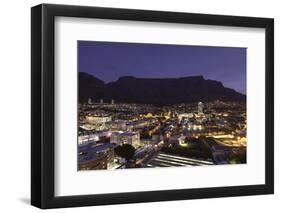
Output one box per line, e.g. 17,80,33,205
78,41,246,94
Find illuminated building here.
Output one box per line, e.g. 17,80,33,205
78,130,112,145
85,115,112,131
79,154,108,170
110,131,140,148
111,99,115,104
88,98,92,104
178,113,194,120
106,120,127,131
198,101,204,114
100,99,103,104
78,132,97,146
78,143,116,170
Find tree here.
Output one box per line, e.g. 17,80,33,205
114,144,136,161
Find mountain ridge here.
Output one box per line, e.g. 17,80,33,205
79,72,246,104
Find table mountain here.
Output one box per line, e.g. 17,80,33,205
79,72,245,104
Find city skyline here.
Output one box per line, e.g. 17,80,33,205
78,41,246,94
78,41,247,171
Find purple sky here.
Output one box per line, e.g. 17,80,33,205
78,41,246,94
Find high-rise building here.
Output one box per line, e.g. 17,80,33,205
198,102,204,114
100,99,103,104
111,99,115,105
88,98,92,104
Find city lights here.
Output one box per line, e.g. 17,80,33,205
78,100,247,170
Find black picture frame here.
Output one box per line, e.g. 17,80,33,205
31,3,274,209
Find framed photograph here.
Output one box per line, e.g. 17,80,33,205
31,4,274,209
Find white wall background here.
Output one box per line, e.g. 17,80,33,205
0,0,279,212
